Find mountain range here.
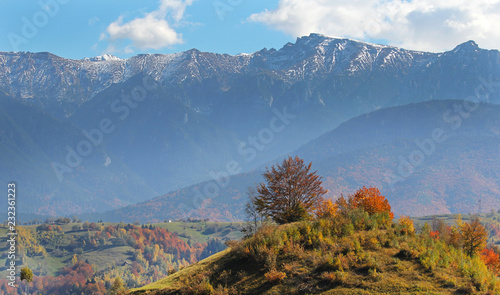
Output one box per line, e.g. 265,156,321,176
1,33,499,218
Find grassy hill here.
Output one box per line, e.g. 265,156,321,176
131,213,499,294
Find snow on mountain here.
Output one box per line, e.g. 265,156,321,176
0,33,499,118
83,54,123,62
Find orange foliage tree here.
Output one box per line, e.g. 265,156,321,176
461,217,488,257
347,186,394,219
481,248,500,275
255,156,327,224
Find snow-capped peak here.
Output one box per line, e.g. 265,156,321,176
83,54,123,62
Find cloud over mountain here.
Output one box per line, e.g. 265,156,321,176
248,0,500,52
101,0,194,53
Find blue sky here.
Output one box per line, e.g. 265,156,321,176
2,0,500,60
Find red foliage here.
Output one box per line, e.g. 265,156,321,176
430,230,440,240
480,248,500,275
25,261,98,295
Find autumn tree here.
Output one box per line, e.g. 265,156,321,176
108,277,126,295
347,186,394,219
253,156,327,224
461,217,488,257
20,266,33,295
316,198,338,219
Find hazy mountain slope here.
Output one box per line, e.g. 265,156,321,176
316,136,500,216
294,100,500,162
0,93,156,215
83,171,264,223
98,100,500,222
70,74,241,193
2,35,500,217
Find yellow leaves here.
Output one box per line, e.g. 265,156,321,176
316,198,338,219
398,215,415,235
264,269,287,283
17,226,46,257
118,228,127,236
454,214,464,228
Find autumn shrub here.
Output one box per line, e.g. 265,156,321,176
344,208,371,231
320,271,337,284
463,255,497,291
282,261,299,274
362,252,381,272
368,267,383,282
481,248,500,275
316,198,338,219
320,270,346,286
264,268,287,283
438,273,457,288
213,284,238,295
419,247,439,271
319,252,351,273
178,272,214,295
335,270,347,285
338,237,355,254
236,225,280,266
398,215,415,235
352,238,363,254
281,238,305,260
361,232,381,250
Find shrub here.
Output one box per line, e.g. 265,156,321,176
316,198,338,219
213,285,238,295
398,215,415,235
320,271,337,283
281,238,305,260
368,268,383,282
179,272,214,295
264,269,286,283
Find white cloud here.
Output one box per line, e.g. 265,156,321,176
102,0,194,53
248,0,500,52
